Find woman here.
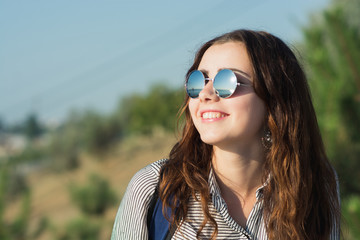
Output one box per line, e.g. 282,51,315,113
111,29,340,239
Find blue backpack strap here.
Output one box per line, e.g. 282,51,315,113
147,185,177,240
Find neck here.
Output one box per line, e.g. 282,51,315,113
212,144,265,197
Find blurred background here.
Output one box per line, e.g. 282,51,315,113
0,0,359,239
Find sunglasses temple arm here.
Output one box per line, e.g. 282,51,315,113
236,83,252,87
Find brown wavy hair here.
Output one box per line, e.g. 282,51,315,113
158,29,340,239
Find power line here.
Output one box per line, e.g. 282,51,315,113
1,0,265,121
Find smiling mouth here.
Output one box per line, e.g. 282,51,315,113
201,112,228,119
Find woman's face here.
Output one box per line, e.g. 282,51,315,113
188,41,266,152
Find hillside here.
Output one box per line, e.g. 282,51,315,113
4,131,177,240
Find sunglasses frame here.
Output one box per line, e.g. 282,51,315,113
185,69,252,99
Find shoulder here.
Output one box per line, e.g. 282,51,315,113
120,158,168,209
111,159,168,239
126,158,167,198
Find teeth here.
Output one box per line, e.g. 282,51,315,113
202,112,226,119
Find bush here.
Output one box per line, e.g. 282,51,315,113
49,110,122,163
48,136,80,171
81,111,122,155
56,218,100,240
47,117,82,171
69,174,118,216
0,167,32,240
5,169,28,201
8,146,47,166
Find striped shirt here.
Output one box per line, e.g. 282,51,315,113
111,159,340,239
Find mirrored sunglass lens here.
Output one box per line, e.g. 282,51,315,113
186,71,204,98
213,69,237,98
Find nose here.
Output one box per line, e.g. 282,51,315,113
198,79,219,102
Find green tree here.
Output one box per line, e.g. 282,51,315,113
341,195,360,240
0,117,4,132
302,0,360,196
23,113,43,139
116,83,184,135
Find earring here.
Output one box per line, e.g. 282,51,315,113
261,129,272,150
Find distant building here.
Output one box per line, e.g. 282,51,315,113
0,133,27,158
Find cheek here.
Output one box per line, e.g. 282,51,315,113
253,98,266,119
248,100,267,131
234,97,266,129
188,99,197,119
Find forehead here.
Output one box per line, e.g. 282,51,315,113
198,42,253,77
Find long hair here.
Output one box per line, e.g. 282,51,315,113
159,29,340,239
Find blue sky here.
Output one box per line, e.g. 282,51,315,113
0,0,330,124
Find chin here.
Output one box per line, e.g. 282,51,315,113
199,135,223,146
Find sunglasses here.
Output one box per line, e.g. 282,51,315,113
185,69,252,99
